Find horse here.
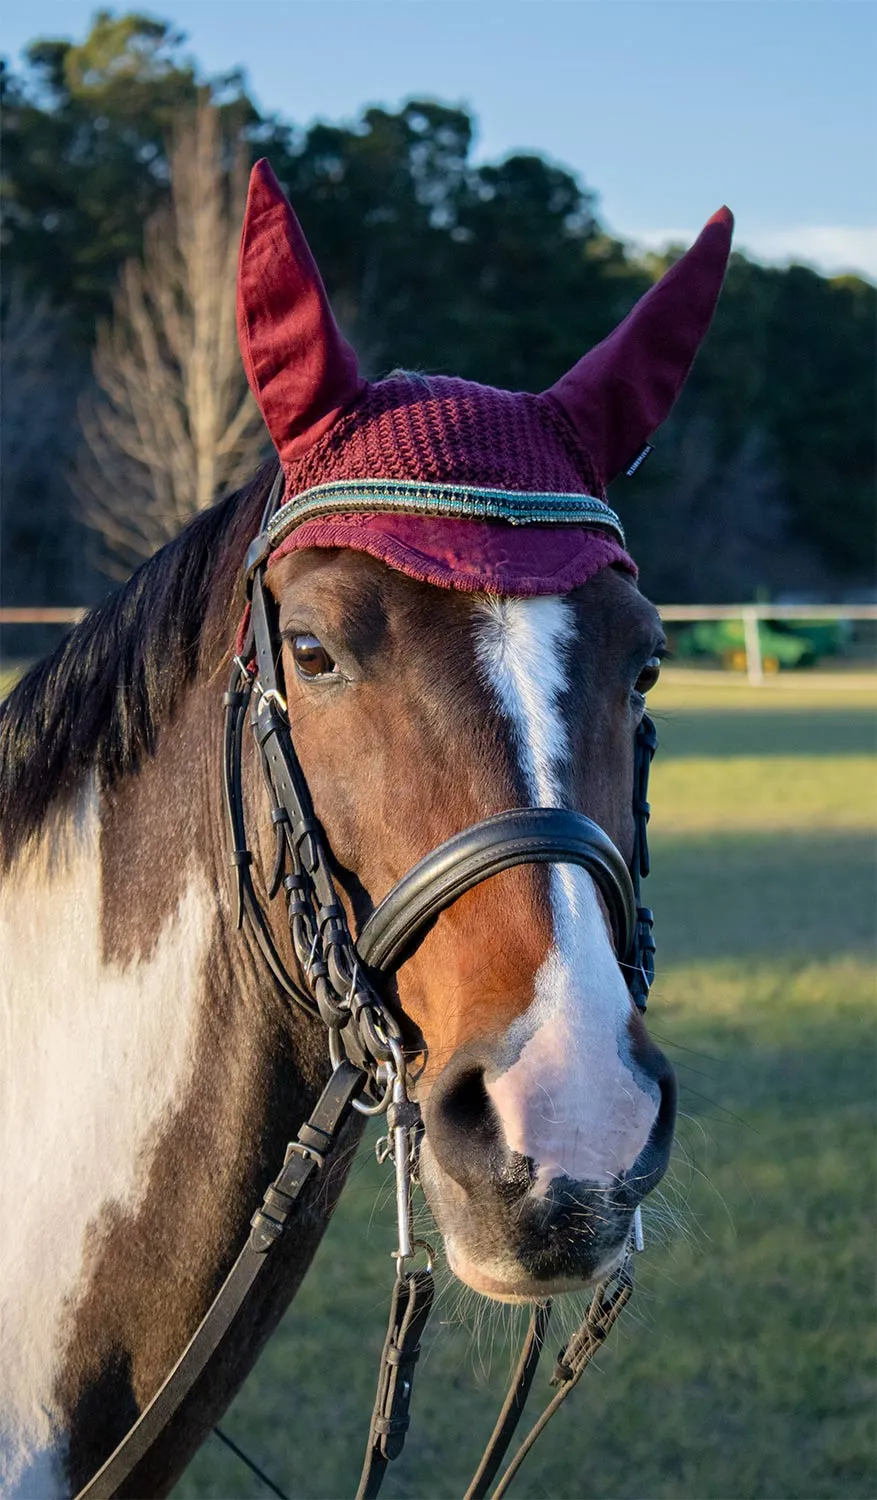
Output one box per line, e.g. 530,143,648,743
0,160,733,1498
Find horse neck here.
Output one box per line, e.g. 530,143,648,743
0,668,349,1497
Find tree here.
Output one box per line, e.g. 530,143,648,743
670,255,877,576
272,102,480,373
0,278,99,667
3,11,874,597
74,101,267,577
619,413,799,602
273,104,643,388
1,12,267,342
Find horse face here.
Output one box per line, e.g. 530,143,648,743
267,548,675,1300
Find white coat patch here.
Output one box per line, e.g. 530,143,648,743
474,596,659,1189
0,784,211,1496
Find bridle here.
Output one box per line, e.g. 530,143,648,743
77,471,658,1500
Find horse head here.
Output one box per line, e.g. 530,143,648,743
0,158,734,1497
236,161,733,1301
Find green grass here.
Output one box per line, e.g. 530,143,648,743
2,655,873,1497
175,680,873,1496
0,661,27,699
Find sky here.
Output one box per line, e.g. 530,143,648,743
4,0,876,279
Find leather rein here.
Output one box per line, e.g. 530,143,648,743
76,472,658,1500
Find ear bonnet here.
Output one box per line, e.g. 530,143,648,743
237,159,733,594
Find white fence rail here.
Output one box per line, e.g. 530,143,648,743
3,604,877,686
657,604,877,684
0,608,88,625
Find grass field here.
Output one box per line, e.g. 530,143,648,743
169,677,875,1500
1,659,874,1496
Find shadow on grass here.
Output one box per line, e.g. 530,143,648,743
650,830,876,964
652,707,877,759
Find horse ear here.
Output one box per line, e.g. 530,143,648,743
236,158,364,461
545,207,734,485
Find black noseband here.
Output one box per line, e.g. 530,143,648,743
357,807,636,975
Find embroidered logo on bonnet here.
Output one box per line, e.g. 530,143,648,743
236,160,733,595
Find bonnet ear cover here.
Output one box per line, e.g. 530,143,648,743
545,207,734,485
236,158,364,461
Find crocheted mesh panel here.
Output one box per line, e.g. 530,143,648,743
281,374,604,499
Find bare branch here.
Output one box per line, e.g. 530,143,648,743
74,100,268,576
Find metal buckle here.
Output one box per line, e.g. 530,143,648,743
254,682,288,716
284,1140,324,1168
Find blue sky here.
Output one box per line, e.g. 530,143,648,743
4,1,875,278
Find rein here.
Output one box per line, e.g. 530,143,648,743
75,472,658,1500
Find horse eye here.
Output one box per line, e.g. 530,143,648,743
292,635,336,679
635,656,662,695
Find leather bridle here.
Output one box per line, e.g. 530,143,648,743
77,470,658,1500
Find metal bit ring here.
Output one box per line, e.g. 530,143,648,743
328,1027,395,1115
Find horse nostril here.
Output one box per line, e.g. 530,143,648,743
444,1067,492,1135
626,1050,677,1196
654,1062,677,1150
425,1053,501,1192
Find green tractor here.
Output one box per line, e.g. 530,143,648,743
674,617,851,672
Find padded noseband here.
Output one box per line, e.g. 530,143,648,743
357,807,636,975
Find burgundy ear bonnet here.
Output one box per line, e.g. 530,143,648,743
237,159,733,594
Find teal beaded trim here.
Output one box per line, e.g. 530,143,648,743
266,478,625,549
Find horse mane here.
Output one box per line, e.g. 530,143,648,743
0,463,276,870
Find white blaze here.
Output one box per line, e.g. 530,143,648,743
474,596,659,1189
0,783,210,1496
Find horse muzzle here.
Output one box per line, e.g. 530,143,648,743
356,805,674,1299
414,1030,675,1299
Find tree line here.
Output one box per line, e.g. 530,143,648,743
2,9,874,629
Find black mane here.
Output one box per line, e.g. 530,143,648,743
0,465,274,868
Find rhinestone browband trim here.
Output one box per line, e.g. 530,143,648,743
266,478,626,549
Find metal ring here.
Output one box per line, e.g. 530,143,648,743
328,1029,395,1116
327,1024,350,1074
394,1237,436,1276
386,1034,406,1078
351,1072,395,1117
356,1001,403,1064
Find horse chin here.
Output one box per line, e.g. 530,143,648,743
443,1237,627,1303
419,1144,631,1303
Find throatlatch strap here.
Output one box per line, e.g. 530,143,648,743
356,1268,436,1500
75,1063,364,1500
